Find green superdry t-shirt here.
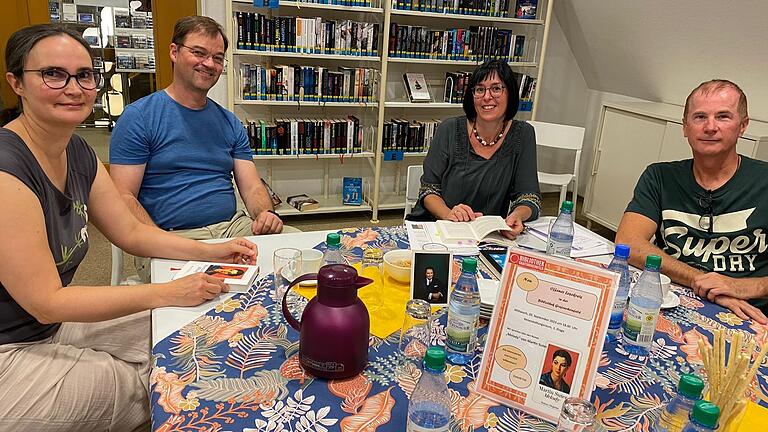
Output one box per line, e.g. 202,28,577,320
626,157,768,281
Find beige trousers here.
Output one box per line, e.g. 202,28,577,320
0,311,150,432
136,210,301,282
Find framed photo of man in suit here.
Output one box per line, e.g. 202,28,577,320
410,250,452,306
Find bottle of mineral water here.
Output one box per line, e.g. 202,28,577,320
622,255,663,356
547,200,575,258
681,400,720,432
606,244,632,343
445,257,480,365
407,346,451,432
654,374,705,432
322,232,346,265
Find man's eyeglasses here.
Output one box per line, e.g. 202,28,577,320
472,84,506,98
698,190,714,234
177,44,226,66
23,68,101,90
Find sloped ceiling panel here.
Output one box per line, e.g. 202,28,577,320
555,0,768,119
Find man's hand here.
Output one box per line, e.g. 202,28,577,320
251,211,283,235
447,204,482,222
428,292,444,301
693,272,766,301
205,237,258,264
711,295,767,324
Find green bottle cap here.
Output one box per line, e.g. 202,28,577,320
326,232,341,246
462,257,477,273
677,373,705,399
690,400,720,428
645,254,662,270
423,345,446,372
561,200,574,212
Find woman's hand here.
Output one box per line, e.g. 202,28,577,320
502,213,525,239
206,238,259,264
160,273,230,307
447,204,482,222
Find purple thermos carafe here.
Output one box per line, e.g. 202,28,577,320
282,264,372,379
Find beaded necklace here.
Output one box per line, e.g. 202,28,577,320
472,120,507,146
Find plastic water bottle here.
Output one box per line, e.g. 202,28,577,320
606,244,632,343
622,255,663,356
547,200,574,258
446,257,480,365
322,233,346,265
681,400,720,432
654,374,705,432
407,346,451,431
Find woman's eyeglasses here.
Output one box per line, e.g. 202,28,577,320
24,68,102,90
472,84,506,98
698,190,714,234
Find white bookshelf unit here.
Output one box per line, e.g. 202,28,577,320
224,0,553,220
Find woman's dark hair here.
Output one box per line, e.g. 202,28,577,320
2,23,93,125
552,349,572,368
462,59,520,122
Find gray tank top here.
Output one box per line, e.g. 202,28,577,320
0,129,97,344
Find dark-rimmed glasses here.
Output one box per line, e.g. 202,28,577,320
177,43,226,67
698,190,714,234
23,68,101,90
472,84,506,98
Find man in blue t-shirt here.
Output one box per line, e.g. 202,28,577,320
616,80,768,324
110,17,287,240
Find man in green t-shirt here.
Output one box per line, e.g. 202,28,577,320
616,79,768,324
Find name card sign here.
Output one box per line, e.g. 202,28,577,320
476,248,618,423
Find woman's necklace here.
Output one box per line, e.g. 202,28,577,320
472,120,507,146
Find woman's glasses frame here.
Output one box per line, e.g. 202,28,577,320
472,84,506,99
23,68,102,90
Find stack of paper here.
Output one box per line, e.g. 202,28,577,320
478,279,500,319
405,221,479,255
523,217,614,257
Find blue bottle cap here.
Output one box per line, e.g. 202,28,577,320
614,244,630,258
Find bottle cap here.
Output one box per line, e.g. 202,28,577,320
645,254,662,270
614,244,630,259
326,232,341,246
690,400,720,428
423,345,446,372
677,373,705,399
560,200,574,212
462,257,477,273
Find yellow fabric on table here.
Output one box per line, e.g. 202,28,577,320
732,401,768,432
293,263,413,339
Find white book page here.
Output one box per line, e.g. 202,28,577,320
471,216,512,239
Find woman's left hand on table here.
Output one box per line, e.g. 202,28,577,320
207,238,258,265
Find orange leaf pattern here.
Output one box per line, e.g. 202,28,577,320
449,381,499,431
151,367,185,415
339,388,396,431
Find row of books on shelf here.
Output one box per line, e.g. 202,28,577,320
117,54,155,71
443,71,536,103
382,119,440,153
115,33,154,49
239,64,378,102
114,8,153,30
392,0,515,17
244,117,373,155
253,0,379,7
235,12,380,57
389,24,527,62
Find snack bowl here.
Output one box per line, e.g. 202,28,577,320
383,249,412,284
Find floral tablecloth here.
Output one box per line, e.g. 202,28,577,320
151,226,768,431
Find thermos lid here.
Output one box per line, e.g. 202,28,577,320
690,400,720,428
677,373,704,399
318,264,359,287
614,244,630,259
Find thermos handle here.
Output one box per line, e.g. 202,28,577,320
281,273,318,331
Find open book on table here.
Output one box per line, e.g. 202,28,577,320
436,216,515,246
173,262,260,292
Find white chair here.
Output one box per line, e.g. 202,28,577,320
110,243,124,285
528,121,585,214
404,165,424,218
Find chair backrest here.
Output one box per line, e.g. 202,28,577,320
404,165,424,218
528,120,585,152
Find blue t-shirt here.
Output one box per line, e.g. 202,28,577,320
110,90,253,230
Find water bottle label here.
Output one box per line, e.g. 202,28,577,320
446,314,477,354
546,240,571,257
608,301,626,330
622,303,659,345
407,420,449,432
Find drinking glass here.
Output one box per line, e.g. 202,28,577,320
556,397,596,432
398,299,432,366
273,248,301,301
360,247,385,313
